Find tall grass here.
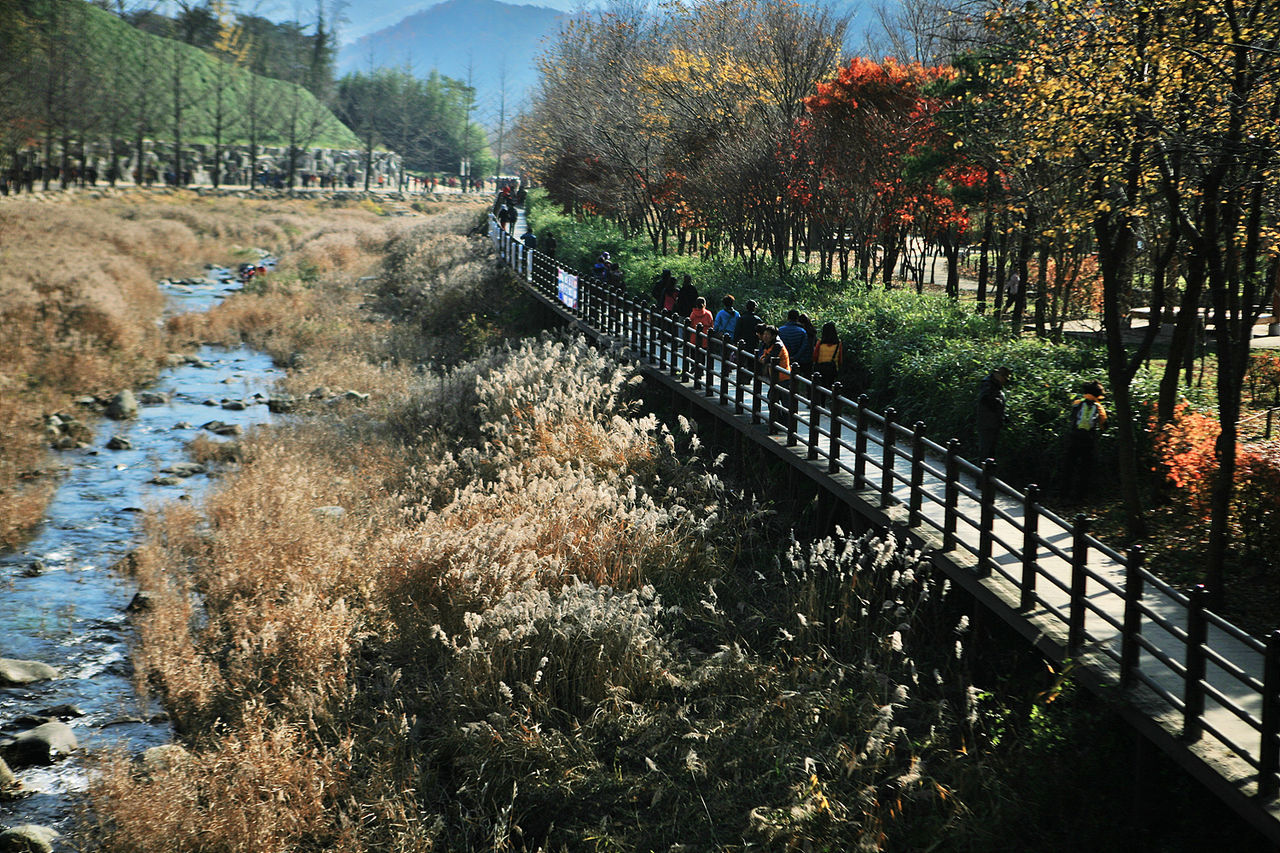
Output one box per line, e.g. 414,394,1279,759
82,202,1017,853
0,192,393,547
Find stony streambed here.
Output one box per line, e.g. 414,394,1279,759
0,262,285,847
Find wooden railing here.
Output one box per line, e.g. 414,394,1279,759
492,218,1280,804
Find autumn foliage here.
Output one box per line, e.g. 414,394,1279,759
1153,403,1280,568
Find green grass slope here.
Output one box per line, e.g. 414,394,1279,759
74,2,359,150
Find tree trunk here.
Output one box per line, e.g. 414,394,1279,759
1097,210,1147,539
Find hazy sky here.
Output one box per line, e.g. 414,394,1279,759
145,0,884,47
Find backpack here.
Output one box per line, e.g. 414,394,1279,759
1071,399,1102,431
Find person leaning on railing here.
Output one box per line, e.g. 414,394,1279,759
757,325,792,429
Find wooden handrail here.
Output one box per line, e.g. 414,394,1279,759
491,216,1280,803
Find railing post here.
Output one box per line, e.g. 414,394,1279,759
1068,513,1091,654
909,421,925,526
827,384,843,474
880,408,897,507
1183,584,1210,742
943,439,960,551
704,327,715,398
690,323,702,389
1019,484,1040,611
786,371,799,447
807,380,821,460
577,266,586,319
668,315,679,378
719,336,731,407
735,341,747,415
1260,629,1280,799
647,307,658,364
1120,546,1145,689
657,311,668,370
768,355,781,434
978,460,997,577
751,351,764,425
855,394,869,489
680,318,692,383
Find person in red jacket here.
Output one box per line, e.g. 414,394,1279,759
688,296,714,344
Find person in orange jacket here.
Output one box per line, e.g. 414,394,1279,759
756,325,792,429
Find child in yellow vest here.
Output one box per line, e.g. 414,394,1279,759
1063,380,1107,500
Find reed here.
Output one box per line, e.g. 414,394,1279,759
88,203,1020,852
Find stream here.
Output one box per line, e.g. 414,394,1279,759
1,259,283,840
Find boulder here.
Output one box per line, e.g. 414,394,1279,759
342,390,370,403
172,421,192,430
267,395,295,414
126,591,154,613
200,421,242,437
137,391,168,406
2,721,77,766
149,476,182,486
159,462,205,478
105,436,132,451
105,390,138,420
312,505,345,519
220,399,247,411
0,659,58,686
0,756,17,791
140,744,192,775
163,353,187,367
0,825,59,853
307,386,332,400
21,561,45,578
35,705,84,720
183,355,212,368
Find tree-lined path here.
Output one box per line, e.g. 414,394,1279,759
491,216,1280,843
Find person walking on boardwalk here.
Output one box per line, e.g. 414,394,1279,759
1062,381,1108,500
674,274,699,316
652,269,677,310
713,295,739,340
796,313,817,378
778,310,809,376
688,296,715,344
975,366,1011,461
811,321,843,405
736,300,764,363
756,325,792,430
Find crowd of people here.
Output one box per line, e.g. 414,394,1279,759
582,257,848,430
505,198,1108,493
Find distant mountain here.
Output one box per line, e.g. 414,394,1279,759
338,0,582,45
337,0,566,108
336,0,900,117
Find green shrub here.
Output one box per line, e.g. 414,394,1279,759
525,198,1208,486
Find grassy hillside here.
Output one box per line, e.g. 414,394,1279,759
21,1,359,150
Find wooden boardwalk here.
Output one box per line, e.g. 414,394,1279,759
489,217,1280,842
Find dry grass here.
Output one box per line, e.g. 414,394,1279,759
83,204,1008,853
0,192,400,547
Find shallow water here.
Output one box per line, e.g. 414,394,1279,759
0,263,283,836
